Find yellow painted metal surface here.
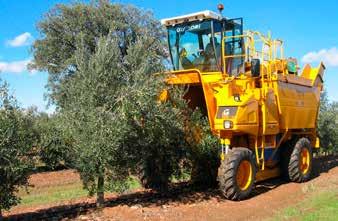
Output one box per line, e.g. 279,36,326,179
315,137,320,149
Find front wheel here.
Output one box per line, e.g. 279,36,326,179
218,148,256,200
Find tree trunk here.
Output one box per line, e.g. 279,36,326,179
96,174,105,208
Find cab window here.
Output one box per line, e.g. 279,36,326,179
168,20,221,72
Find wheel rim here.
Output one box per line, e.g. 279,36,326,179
236,160,252,191
300,148,310,174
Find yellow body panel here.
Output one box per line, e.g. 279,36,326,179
166,62,324,138
276,81,320,129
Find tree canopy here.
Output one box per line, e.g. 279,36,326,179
0,80,36,215
30,0,165,108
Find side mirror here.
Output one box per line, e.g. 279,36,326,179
251,59,260,77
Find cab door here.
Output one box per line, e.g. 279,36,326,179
223,18,245,76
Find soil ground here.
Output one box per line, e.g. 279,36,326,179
4,155,338,221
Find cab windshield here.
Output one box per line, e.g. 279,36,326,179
168,20,222,72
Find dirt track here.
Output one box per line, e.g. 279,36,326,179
4,155,338,221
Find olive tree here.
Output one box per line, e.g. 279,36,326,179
60,31,189,205
0,81,36,216
318,91,338,154
58,36,125,206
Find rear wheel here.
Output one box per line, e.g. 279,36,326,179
218,148,256,200
288,138,313,182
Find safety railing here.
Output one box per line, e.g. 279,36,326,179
222,31,284,78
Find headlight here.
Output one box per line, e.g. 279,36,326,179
223,120,233,129
216,106,238,119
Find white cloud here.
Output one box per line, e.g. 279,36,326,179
302,47,338,67
0,59,31,74
6,32,33,47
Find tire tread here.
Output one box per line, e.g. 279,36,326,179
218,148,256,200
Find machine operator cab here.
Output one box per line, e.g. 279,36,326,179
161,10,245,76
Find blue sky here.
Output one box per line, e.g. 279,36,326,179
0,0,337,112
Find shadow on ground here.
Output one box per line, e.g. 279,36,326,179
4,155,337,221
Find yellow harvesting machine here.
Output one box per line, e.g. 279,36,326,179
161,6,325,200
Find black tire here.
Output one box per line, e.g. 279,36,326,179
288,138,313,182
280,139,296,181
218,148,256,200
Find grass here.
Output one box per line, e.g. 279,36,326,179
106,176,142,193
270,187,338,221
16,175,141,208
125,177,142,190
18,183,88,207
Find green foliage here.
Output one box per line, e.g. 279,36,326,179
124,83,188,191
30,0,164,107
0,80,36,213
21,107,75,170
317,91,338,154
35,112,75,170
186,111,219,187
58,31,182,202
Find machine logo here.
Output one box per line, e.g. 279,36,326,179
176,24,201,33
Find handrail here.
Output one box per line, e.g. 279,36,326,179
221,30,284,77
